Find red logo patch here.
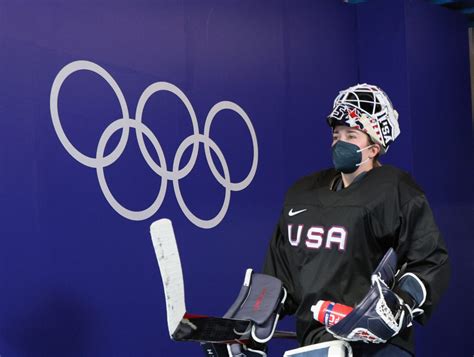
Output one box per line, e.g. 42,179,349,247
253,288,267,311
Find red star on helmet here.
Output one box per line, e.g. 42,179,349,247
348,108,358,119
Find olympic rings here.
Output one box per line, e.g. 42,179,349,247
50,60,258,228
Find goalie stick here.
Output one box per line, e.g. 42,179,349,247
150,219,296,348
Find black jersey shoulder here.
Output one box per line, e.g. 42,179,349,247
284,168,336,200
288,168,337,192
284,165,425,207
365,165,425,205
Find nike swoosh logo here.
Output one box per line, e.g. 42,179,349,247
288,208,307,217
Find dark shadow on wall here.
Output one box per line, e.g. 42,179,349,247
1,290,100,357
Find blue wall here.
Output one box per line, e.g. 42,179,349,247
0,0,471,356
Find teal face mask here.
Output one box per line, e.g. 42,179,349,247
332,141,373,173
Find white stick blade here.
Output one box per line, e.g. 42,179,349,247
150,218,186,338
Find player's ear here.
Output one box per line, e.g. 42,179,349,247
370,143,381,159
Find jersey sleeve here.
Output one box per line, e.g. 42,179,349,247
262,214,299,318
394,194,450,324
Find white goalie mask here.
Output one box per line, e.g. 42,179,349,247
327,83,400,154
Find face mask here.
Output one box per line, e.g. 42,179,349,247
332,141,374,173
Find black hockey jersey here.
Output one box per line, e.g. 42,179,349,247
263,165,450,354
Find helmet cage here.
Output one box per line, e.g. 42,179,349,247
327,84,400,154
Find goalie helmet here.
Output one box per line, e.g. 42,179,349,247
327,83,400,154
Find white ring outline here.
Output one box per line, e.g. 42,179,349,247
96,118,168,221
135,82,200,180
173,134,231,229
49,60,258,228
204,101,258,191
50,60,130,168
